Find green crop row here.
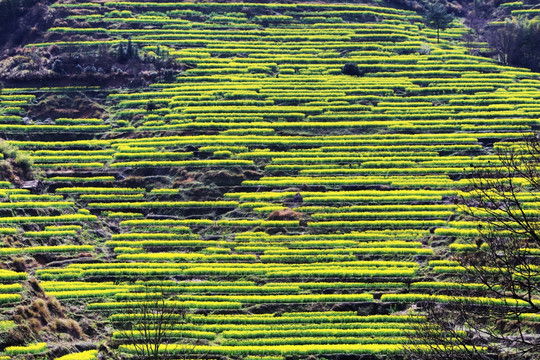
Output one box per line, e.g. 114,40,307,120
410,282,490,290
381,294,537,306
264,268,417,278
0,270,27,281
4,342,47,355
0,245,93,255
118,343,481,356
24,230,78,237
221,336,428,346
311,211,453,219
113,152,192,160
54,350,98,360
116,253,257,262
119,219,213,227
261,247,433,256
0,124,110,132
35,162,105,169
79,194,145,201
45,225,82,231
434,228,482,237
308,220,447,228
46,288,135,299
29,149,115,156
239,240,422,250
230,189,457,198
0,201,74,209
88,201,239,209
146,293,374,304
0,214,96,224
235,230,427,242
149,188,180,194
0,294,21,304
119,219,299,227
221,328,418,339
115,285,301,296
112,329,216,340
10,194,63,201
296,204,457,213
56,187,145,194
244,177,460,188
238,151,438,159
0,228,17,235
110,159,254,167
37,260,417,279
31,155,112,163
46,176,115,182
300,195,446,203
296,167,490,175
111,312,420,324
107,212,144,219
52,2,419,15
0,284,22,293
111,231,195,240
268,156,440,164
87,300,242,310
0,182,11,188
131,318,425,333
106,240,223,248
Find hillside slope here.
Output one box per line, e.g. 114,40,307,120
0,0,539,359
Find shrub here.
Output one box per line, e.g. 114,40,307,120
0,140,18,159
14,152,33,173
341,63,364,76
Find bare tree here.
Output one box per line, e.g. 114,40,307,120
111,283,188,360
405,301,492,360
406,135,540,359
485,18,540,71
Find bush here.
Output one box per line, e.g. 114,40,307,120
341,63,364,76
14,152,33,173
0,140,18,159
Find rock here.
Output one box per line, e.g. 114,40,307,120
21,180,44,193
292,192,303,203
95,229,108,238
203,170,245,186
267,208,302,221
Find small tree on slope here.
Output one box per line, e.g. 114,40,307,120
424,2,454,44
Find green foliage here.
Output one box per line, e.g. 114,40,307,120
0,140,18,159
54,350,98,360
4,342,47,355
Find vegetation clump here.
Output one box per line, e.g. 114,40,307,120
341,62,364,76
0,140,33,181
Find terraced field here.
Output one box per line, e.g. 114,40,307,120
0,0,539,358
